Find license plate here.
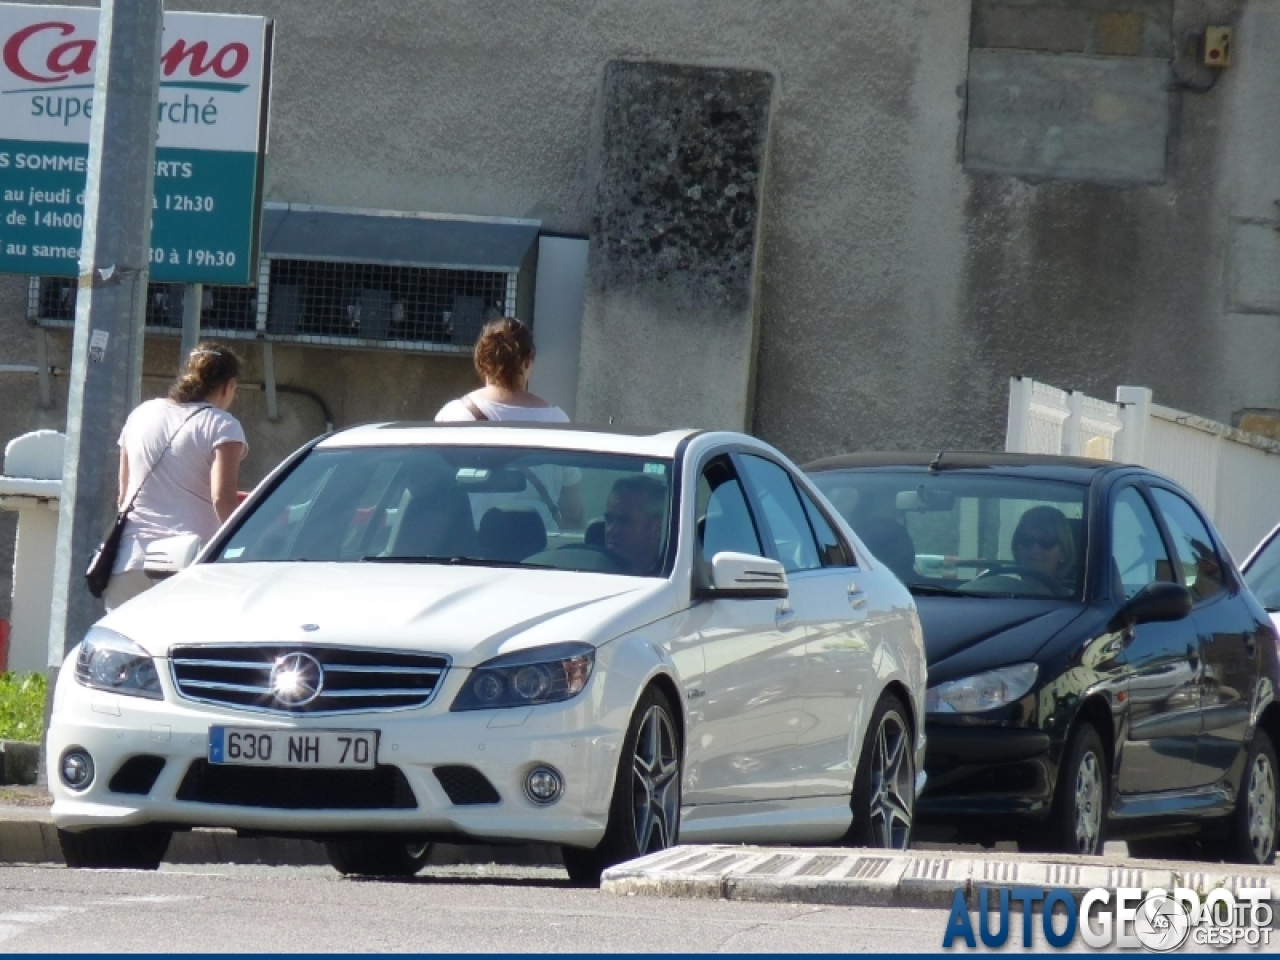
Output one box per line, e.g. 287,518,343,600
208,727,378,769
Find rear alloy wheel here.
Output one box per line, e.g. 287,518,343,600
324,837,432,877
1049,723,1107,855
562,686,681,887
848,692,914,850
1227,730,1277,865
58,827,171,870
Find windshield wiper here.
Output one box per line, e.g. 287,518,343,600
360,555,554,570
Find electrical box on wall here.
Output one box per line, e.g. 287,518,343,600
1204,26,1232,67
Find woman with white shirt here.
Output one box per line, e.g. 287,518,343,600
106,343,248,610
435,317,582,529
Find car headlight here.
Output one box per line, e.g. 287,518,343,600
926,663,1038,715
451,642,595,711
74,628,163,700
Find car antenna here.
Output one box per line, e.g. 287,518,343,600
928,450,945,473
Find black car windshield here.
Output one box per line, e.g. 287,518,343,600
216,445,675,577
810,470,1087,600
1244,530,1280,611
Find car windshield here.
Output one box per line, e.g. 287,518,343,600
216,445,676,577
809,469,1087,600
1244,530,1280,611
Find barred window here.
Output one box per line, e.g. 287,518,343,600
263,258,515,349
29,277,258,336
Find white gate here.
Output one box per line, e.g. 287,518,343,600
1006,377,1280,560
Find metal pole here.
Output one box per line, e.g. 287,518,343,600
180,282,203,371
47,0,164,668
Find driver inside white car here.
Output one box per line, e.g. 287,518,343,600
604,474,667,576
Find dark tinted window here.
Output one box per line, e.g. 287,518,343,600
1111,488,1176,599
1151,488,1225,603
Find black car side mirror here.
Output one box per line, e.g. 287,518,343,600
1112,581,1193,629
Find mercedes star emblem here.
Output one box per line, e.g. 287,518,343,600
269,652,324,707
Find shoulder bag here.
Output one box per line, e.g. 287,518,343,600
85,404,210,598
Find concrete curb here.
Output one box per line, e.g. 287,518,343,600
601,845,1280,909
0,806,563,869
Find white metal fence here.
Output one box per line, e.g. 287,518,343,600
1005,377,1280,561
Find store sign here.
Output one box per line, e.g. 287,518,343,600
0,4,271,284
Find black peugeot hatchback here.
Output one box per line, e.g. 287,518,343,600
806,452,1280,864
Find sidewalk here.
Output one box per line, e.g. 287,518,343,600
0,789,561,869
601,844,1280,909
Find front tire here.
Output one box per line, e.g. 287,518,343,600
1227,729,1277,865
1048,723,1107,855
561,686,681,887
58,827,171,870
324,837,432,877
847,692,914,849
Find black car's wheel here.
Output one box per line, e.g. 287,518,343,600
561,685,681,887
846,691,914,850
1226,729,1277,865
324,837,432,877
58,827,171,870
1048,722,1107,855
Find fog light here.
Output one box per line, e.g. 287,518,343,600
60,749,94,791
524,765,564,805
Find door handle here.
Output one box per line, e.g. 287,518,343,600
775,604,798,629
847,582,867,610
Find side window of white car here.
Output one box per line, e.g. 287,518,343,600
696,459,764,563
798,487,853,567
737,455,823,573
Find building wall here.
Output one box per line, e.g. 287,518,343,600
0,0,1277,618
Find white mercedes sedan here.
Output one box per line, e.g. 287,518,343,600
48,424,926,884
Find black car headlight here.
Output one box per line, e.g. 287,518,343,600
926,663,1038,715
74,628,163,700
451,642,595,711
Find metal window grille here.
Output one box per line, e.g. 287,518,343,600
27,276,258,339
259,257,517,353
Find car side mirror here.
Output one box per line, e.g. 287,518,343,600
1112,581,1193,629
143,533,203,579
696,552,788,600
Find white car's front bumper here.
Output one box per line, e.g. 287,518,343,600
48,663,625,848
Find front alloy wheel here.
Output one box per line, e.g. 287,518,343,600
630,701,681,855
562,686,681,886
848,692,914,849
1049,723,1106,855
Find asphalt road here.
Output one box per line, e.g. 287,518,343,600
0,862,973,954
0,861,1270,954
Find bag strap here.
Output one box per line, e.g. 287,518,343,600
460,395,489,421
120,404,211,516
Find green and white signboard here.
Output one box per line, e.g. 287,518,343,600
0,4,271,285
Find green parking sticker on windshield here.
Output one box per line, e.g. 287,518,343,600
644,463,666,475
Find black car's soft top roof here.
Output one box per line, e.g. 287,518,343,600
804,450,1131,484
